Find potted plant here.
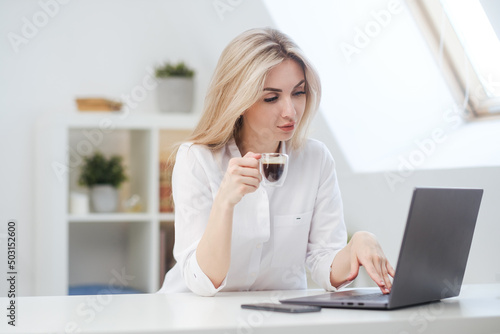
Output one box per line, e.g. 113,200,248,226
78,151,127,213
155,61,195,113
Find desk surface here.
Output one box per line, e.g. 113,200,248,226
1,284,500,334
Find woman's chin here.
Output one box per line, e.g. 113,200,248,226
278,131,295,142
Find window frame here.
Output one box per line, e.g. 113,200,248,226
405,0,500,118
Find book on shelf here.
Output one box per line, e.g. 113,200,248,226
159,160,174,213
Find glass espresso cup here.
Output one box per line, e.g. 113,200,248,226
259,153,288,187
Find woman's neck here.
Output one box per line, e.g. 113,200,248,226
235,131,280,156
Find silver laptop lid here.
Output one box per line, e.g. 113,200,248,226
388,187,483,309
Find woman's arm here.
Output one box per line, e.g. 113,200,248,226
196,152,261,288
330,231,395,294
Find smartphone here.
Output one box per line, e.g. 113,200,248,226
241,302,321,313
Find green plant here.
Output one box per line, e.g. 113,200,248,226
78,151,127,188
155,61,195,78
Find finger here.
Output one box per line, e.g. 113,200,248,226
363,262,386,292
239,167,262,182
243,151,262,160
229,164,260,179
239,166,261,177
374,256,390,289
371,253,391,293
229,155,260,170
387,261,396,278
380,260,392,293
230,158,257,169
239,158,261,169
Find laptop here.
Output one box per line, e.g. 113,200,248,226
280,187,483,310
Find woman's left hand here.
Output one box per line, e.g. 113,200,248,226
346,231,395,294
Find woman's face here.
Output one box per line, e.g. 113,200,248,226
242,59,307,148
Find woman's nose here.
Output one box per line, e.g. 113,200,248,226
281,98,296,119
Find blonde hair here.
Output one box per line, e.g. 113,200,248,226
188,27,321,151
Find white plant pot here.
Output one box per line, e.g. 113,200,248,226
157,77,194,113
90,185,118,213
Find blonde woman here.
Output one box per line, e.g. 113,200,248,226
159,28,394,296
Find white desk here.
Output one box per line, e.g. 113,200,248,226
1,284,499,334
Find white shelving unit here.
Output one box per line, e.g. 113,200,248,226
35,111,197,296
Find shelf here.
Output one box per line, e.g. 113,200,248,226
63,111,200,130
35,112,194,296
68,213,152,223
158,212,175,222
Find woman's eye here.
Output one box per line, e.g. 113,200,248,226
293,91,306,97
264,96,278,103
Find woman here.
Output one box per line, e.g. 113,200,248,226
159,27,394,297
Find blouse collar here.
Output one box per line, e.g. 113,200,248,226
226,138,287,158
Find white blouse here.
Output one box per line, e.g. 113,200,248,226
158,138,347,296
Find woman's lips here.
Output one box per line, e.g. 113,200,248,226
278,123,295,132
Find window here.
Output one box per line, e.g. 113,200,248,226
406,0,500,116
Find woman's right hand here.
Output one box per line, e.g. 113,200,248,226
217,152,262,206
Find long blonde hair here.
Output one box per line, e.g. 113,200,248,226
188,27,321,151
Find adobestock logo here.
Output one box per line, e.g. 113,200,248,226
473,73,500,100
339,0,403,64
384,105,463,192
213,0,244,21
7,0,71,53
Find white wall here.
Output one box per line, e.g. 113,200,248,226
0,0,275,296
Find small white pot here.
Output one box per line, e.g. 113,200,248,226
157,77,194,113
90,185,118,213
70,192,89,215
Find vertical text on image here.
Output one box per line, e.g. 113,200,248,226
5,220,18,327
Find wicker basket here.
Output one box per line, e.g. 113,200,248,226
75,98,122,111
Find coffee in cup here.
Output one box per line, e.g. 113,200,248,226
260,153,288,187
